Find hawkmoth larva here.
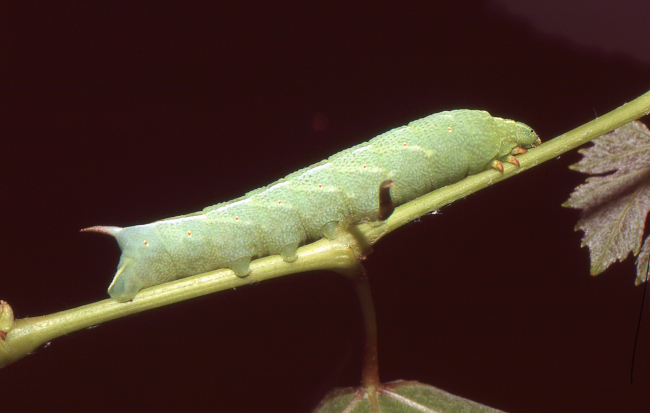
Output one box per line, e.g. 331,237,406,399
83,109,541,302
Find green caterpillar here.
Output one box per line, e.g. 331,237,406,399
84,109,540,302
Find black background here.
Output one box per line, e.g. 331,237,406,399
2,2,650,412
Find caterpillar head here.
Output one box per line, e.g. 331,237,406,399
515,122,542,148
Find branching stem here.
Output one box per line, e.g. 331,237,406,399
2,90,650,369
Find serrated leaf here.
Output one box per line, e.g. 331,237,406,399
569,121,650,174
313,380,506,413
564,121,650,278
636,235,650,285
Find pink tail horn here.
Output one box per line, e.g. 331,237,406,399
80,226,122,236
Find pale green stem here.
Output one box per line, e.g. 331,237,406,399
2,90,650,369
345,268,380,389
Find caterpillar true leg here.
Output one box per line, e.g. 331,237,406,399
506,155,520,167
491,160,505,172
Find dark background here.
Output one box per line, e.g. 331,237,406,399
2,1,650,412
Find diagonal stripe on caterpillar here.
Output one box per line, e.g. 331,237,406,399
82,109,541,302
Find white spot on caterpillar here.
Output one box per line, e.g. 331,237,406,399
216,197,251,212
354,145,372,154
447,127,452,132
268,181,290,191
154,215,208,226
309,162,333,173
143,240,149,246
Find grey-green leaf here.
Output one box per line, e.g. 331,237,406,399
568,121,650,174
564,121,650,277
313,380,506,413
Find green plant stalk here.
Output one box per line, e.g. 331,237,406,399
348,269,380,389
2,90,650,369
336,267,381,411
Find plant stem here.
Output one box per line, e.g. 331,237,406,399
344,266,381,412
2,89,650,369
347,268,380,389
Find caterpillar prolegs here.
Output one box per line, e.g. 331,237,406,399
83,109,540,302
